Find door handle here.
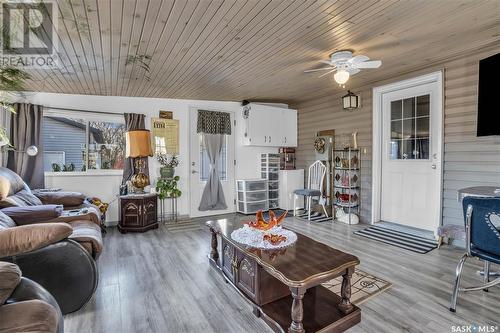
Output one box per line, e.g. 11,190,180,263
191,170,198,174
431,164,436,169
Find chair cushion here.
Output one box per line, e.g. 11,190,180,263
0,211,16,229
471,245,500,265
0,300,58,333
0,223,73,258
67,220,103,259
2,205,63,225
0,167,29,200
293,189,321,196
0,190,43,208
0,262,21,304
34,191,86,207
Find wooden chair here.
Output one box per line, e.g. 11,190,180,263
293,160,328,220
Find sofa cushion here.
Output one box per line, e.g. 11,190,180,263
0,189,43,208
0,300,58,333
0,262,21,304
0,211,16,229
0,167,28,199
34,191,86,207
67,219,103,259
2,205,63,226
0,223,73,257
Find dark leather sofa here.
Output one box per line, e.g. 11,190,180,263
0,261,63,333
0,166,103,314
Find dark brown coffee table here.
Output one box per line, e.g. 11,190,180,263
206,218,361,333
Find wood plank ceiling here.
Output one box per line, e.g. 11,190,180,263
22,0,500,104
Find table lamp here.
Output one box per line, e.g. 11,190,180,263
125,130,153,193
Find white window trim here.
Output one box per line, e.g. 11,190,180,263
43,109,125,176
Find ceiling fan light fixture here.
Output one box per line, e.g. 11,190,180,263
334,70,350,85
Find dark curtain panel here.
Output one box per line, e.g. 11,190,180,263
7,103,44,189
122,113,150,185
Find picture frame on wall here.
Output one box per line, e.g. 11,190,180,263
159,110,173,119
151,118,179,155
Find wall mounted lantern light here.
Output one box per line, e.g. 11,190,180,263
342,90,359,110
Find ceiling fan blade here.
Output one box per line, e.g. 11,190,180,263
304,67,335,73
319,60,333,65
346,68,360,75
318,69,336,78
355,60,382,68
349,55,369,64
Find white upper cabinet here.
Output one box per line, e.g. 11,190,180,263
281,108,297,147
242,103,297,147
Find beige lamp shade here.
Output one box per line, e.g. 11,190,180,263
125,130,153,158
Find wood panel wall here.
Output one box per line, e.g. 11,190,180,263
293,45,500,226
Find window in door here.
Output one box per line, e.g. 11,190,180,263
199,135,227,181
390,94,430,160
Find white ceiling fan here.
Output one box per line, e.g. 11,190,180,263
304,50,382,87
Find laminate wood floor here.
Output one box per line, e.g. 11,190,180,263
64,216,500,333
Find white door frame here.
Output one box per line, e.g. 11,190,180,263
188,107,236,218
371,71,444,230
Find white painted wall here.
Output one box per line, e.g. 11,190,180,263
6,92,279,223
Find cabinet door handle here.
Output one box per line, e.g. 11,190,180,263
264,136,267,142
269,136,271,143
285,136,287,143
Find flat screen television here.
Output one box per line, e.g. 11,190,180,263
477,52,500,136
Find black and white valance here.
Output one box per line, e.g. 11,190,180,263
196,110,231,135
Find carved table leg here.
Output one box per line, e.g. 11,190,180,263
338,267,354,314
210,228,219,263
289,287,306,333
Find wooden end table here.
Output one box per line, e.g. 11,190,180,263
118,193,158,233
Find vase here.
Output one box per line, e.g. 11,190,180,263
160,167,174,179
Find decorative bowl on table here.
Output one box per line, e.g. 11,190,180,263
231,210,297,249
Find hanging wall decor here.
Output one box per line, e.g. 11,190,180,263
151,118,179,155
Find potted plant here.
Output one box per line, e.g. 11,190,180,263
157,154,179,179
156,176,182,199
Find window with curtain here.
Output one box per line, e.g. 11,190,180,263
42,111,125,172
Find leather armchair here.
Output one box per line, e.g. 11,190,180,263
0,223,99,314
1,262,63,333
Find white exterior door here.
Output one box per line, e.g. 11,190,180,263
189,109,235,218
380,77,442,231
